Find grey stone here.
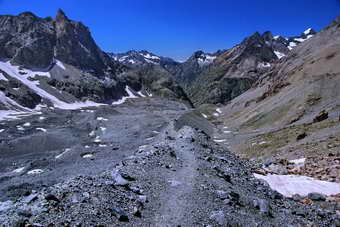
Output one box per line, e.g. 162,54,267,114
111,171,129,186
0,200,14,212
308,192,326,201
210,210,225,225
111,207,129,222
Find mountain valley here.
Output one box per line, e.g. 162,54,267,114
0,9,339,226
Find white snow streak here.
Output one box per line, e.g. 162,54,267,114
274,51,286,59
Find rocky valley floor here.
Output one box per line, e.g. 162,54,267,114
0,97,339,226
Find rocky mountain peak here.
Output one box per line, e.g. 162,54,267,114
18,11,37,18
55,9,69,22
262,31,274,41
192,50,205,58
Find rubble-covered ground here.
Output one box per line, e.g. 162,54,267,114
0,98,339,226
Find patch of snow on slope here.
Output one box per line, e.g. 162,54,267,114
111,86,138,105
0,61,104,111
274,51,286,59
12,167,25,173
55,60,66,70
254,174,340,197
273,35,280,40
137,91,146,97
141,53,160,60
214,139,226,143
288,42,297,50
198,54,216,66
303,28,312,35
294,37,307,42
289,158,306,165
27,169,44,175
36,128,47,132
145,58,157,64
258,62,271,68
118,56,128,62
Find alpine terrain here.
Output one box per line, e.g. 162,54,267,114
0,9,339,227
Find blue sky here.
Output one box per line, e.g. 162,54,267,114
1,0,339,61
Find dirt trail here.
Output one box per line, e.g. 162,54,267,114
154,127,198,226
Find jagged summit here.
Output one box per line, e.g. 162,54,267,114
18,11,37,18
55,8,69,21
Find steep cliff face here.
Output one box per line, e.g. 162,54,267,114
54,10,124,76
0,12,56,69
0,10,125,76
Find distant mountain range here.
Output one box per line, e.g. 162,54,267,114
0,8,323,114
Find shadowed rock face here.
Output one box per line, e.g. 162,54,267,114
0,12,56,69
54,9,118,76
0,10,125,77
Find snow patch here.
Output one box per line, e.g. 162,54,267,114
55,148,71,159
273,35,280,40
137,91,146,98
216,108,222,114
112,86,138,105
289,158,306,165
258,62,271,68
36,128,47,132
27,169,44,175
16,125,25,131
55,60,66,70
0,61,105,112
12,167,25,173
214,139,226,143
288,42,297,50
274,51,286,59
197,54,216,66
303,28,312,35
82,154,93,158
94,136,101,143
23,122,31,127
141,53,160,60
254,174,340,197
201,113,208,119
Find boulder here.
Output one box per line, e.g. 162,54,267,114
313,110,328,123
